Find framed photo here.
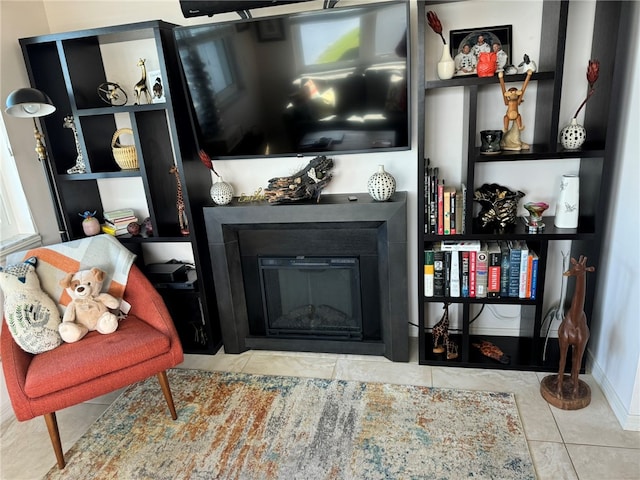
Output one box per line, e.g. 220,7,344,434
257,18,285,42
147,69,166,104
449,25,513,76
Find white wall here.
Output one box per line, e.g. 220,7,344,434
1,0,638,429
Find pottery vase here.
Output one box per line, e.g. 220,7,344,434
367,165,396,202
560,118,586,150
477,52,497,77
210,177,234,205
437,44,455,80
554,174,580,228
82,216,101,236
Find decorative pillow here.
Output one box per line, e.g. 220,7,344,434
0,257,62,354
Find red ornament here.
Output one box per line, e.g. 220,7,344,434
477,52,497,77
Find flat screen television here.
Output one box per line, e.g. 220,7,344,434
174,1,409,159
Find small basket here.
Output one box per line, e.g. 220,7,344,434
111,128,138,170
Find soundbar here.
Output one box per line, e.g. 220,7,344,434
180,0,313,18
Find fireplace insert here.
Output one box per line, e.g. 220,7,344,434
259,256,363,339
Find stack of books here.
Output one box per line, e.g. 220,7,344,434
424,158,466,235
424,240,538,299
102,208,138,236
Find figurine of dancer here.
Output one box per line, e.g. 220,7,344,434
498,70,533,151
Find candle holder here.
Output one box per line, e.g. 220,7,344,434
524,202,549,233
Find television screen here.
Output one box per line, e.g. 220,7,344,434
174,1,409,159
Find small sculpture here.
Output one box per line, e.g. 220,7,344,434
432,303,458,360
169,165,189,236
263,155,334,204
517,54,537,74
541,256,595,410
133,58,152,105
524,201,549,233
97,82,128,106
64,116,86,174
79,210,100,236
472,340,510,364
498,70,533,151
474,183,525,232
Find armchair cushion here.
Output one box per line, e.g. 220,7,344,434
25,316,170,398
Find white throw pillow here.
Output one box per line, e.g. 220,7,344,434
0,257,62,354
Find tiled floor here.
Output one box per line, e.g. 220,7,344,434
1,340,639,480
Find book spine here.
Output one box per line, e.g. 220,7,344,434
508,241,521,298
518,242,529,299
430,168,438,234
487,243,501,298
433,250,445,296
525,251,534,299
450,190,456,235
449,250,460,297
469,250,477,298
437,181,444,235
460,183,467,235
461,251,470,297
443,188,451,235
500,241,510,297
443,250,451,296
424,250,434,297
475,247,488,298
530,253,539,300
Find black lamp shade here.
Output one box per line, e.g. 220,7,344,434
5,88,56,118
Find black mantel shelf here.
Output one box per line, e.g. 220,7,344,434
204,192,409,362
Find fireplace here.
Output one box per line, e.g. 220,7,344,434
259,257,363,339
204,192,408,361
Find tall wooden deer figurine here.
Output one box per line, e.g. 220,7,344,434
133,58,152,105
556,256,595,398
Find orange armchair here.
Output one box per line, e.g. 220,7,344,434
1,264,184,469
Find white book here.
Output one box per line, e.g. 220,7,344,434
519,241,530,299
439,240,481,252
449,250,460,297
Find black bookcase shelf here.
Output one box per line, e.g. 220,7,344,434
19,20,222,354
416,1,628,371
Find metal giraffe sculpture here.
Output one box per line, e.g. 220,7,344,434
169,165,189,236
134,58,152,105
63,116,86,174
556,255,595,397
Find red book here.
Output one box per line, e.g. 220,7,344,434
469,250,477,298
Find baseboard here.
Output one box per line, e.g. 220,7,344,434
587,350,640,431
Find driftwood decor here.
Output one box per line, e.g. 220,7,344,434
264,156,334,204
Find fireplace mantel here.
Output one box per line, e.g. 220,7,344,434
204,192,408,362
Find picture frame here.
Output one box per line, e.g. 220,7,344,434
147,69,166,104
449,25,513,76
257,18,285,42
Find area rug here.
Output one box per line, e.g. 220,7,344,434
44,369,535,479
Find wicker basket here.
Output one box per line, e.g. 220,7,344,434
111,128,138,170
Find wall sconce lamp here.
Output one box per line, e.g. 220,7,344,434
5,87,69,241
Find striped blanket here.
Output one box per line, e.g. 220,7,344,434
7,234,136,308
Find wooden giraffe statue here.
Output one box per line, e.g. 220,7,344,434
432,303,458,359
63,116,86,174
556,255,595,398
169,165,189,236
133,58,152,105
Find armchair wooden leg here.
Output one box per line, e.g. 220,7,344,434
156,371,178,420
44,412,66,469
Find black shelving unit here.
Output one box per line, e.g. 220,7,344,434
416,1,628,371
19,21,222,354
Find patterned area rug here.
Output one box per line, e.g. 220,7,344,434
45,369,535,479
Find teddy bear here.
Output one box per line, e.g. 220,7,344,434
58,267,121,343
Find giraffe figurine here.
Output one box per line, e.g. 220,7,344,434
169,165,189,236
63,116,86,174
133,58,152,105
432,303,457,359
556,255,595,398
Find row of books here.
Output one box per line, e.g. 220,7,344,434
424,159,466,235
423,240,539,299
102,208,139,236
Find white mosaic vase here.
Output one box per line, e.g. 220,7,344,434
367,165,396,202
210,177,234,206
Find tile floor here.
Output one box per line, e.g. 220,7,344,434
1,339,639,480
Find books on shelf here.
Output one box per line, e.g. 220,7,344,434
422,161,466,235
424,241,539,300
